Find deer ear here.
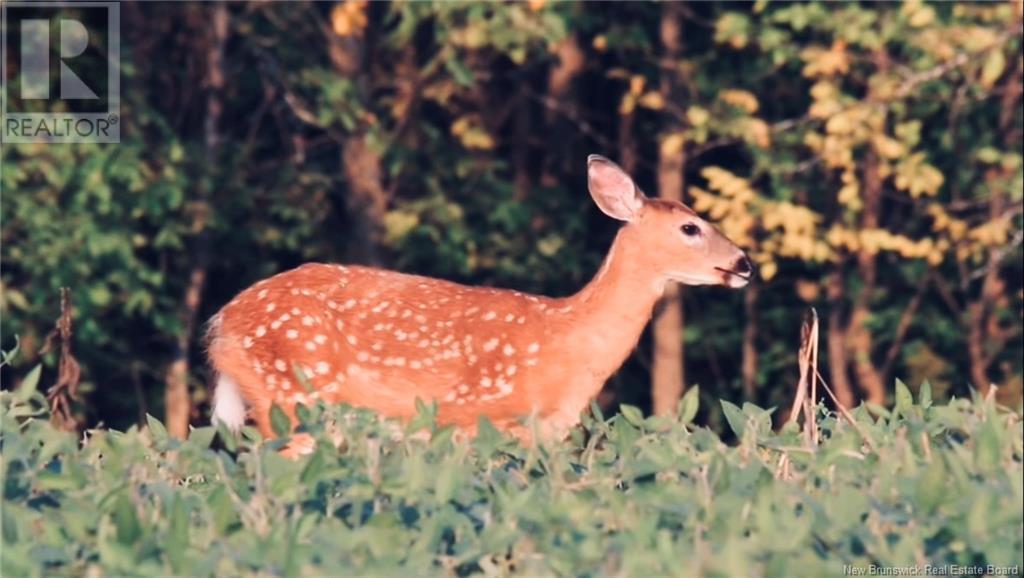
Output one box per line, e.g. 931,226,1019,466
587,154,645,222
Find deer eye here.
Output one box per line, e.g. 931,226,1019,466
681,223,700,237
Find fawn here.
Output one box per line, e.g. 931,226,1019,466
207,155,752,453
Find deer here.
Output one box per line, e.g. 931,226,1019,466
207,155,752,455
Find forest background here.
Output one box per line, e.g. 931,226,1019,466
2,0,1022,438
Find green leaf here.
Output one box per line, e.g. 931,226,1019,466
300,447,326,485
187,426,216,450
678,386,700,424
2,507,18,544
918,380,932,409
915,456,946,514
620,404,644,427
166,496,190,573
112,496,141,545
12,365,42,405
721,400,746,438
270,404,291,439
146,414,168,445
894,379,913,416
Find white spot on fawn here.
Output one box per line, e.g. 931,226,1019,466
255,325,267,338
527,342,540,354
483,311,497,321
503,344,515,356
315,361,331,375
286,329,298,339
266,303,277,313
483,338,499,352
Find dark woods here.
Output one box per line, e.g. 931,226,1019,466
2,1,1022,434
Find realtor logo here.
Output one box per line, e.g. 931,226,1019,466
2,2,120,143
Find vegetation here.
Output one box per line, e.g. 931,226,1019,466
3,371,1022,577
1,2,1022,574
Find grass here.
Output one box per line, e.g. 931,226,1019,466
1,370,1022,578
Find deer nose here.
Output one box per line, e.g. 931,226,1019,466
734,256,753,276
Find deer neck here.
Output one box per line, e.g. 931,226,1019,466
557,226,666,383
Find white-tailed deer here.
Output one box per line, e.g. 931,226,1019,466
208,155,751,453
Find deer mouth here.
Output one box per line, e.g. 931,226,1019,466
715,266,752,288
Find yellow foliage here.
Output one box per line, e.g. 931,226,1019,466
451,116,495,150
827,225,861,253
838,182,862,211
801,41,850,78
687,106,711,128
592,35,608,52
629,75,646,96
927,205,969,241
809,82,842,119
702,167,754,199
331,1,368,38
688,186,717,214
719,89,760,114
695,168,844,267
894,153,945,197
661,132,687,158
744,119,772,149
820,135,855,170
383,211,419,244
901,0,936,28
872,134,906,160
638,92,665,111
969,219,1010,246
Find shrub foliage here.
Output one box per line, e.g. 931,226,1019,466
3,374,1021,577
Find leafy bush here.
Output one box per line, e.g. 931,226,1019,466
2,376,1021,577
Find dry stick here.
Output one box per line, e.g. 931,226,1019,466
40,288,82,432
804,309,819,447
788,309,817,428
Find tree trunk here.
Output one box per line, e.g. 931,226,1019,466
847,150,887,405
651,2,687,415
327,11,389,266
539,34,584,187
966,57,1021,396
741,283,760,401
826,272,856,409
967,171,1009,396
164,3,227,438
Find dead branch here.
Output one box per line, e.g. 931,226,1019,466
40,288,82,432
